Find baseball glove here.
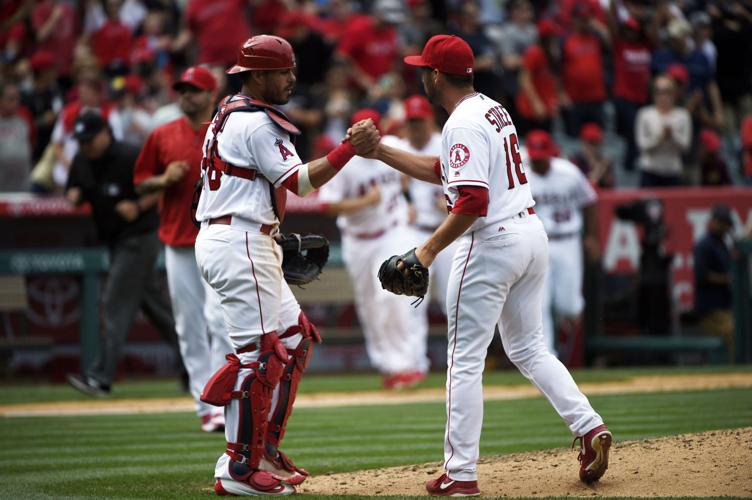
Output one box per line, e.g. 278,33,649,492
378,248,429,300
276,233,330,286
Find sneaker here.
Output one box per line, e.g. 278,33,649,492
214,471,295,496
426,473,480,497
201,413,225,433
67,374,111,397
383,372,427,390
575,424,612,483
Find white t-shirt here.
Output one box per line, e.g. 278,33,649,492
526,157,597,237
388,133,446,230
195,99,302,225
318,137,408,236
439,93,535,233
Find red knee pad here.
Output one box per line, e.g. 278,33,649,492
201,353,248,407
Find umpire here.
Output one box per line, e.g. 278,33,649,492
65,111,178,396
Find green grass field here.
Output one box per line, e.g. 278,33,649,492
1,366,751,499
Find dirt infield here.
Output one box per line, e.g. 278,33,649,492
299,427,752,498
2,372,752,417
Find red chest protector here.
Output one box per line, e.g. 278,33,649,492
199,95,301,222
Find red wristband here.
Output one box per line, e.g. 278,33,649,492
326,141,357,171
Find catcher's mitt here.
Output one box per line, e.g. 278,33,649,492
276,233,329,286
378,248,429,300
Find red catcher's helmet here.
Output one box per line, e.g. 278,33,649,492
226,35,296,74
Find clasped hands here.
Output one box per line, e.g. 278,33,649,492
347,119,381,157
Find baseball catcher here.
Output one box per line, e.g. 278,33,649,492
378,248,430,301
276,233,329,286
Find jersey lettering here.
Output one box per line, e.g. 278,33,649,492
504,133,528,189
484,105,513,133
276,138,294,161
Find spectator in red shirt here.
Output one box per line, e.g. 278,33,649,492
174,0,251,67
516,19,563,136
31,0,77,82
336,0,405,91
560,3,608,137
609,14,653,172
133,66,233,433
90,0,134,76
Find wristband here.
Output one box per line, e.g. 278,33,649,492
326,141,357,171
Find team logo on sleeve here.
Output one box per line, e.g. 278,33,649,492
275,138,294,161
449,143,470,168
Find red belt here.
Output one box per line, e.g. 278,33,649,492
208,216,273,235
215,160,258,180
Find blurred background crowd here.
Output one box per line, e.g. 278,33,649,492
3,0,752,194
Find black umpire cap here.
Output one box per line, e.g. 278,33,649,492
73,112,107,143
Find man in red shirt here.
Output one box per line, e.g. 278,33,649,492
175,0,250,67
609,12,653,172
335,0,405,90
134,66,233,432
90,0,133,74
560,4,607,136
516,19,562,136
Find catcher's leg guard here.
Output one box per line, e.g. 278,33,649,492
263,312,317,482
222,333,289,495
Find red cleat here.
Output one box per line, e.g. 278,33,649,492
426,473,480,497
214,471,294,496
575,424,612,483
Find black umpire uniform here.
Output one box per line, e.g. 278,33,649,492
65,112,178,396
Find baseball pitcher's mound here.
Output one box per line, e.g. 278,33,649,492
299,427,752,497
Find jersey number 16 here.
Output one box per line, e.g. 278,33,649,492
504,133,528,189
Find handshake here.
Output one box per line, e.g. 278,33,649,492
347,118,381,157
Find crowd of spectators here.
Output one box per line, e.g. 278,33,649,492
2,0,752,194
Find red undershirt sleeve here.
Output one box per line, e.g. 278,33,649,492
451,186,489,217
280,170,299,195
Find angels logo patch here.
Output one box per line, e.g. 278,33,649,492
449,143,470,168
275,138,294,161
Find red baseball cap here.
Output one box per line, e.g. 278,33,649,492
700,128,721,153
404,95,434,120
580,122,604,144
666,63,689,86
172,66,217,92
351,108,381,128
526,129,558,161
404,34,474,76
29,51,55,73
537,19,562,38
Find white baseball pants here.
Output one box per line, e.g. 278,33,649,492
195,224,304,481
443,213,603,481
165,245,233,417
342,224,428,375
542,236,585,354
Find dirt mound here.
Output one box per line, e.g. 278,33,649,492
299,427,752,497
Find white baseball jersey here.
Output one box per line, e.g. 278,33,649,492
526,157,597,237
387,133,446,229
435,92,604,482
439,93,535,232
195,98,303,225
318,139,408,235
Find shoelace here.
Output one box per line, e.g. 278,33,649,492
571,436,585,462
